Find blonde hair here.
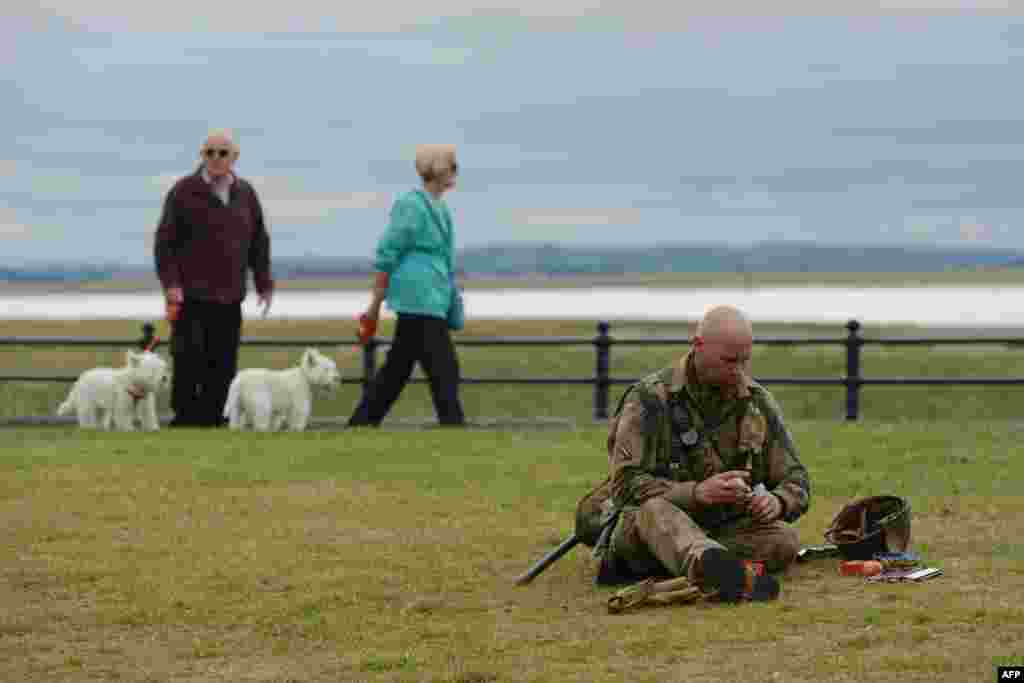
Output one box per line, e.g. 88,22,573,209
415,144,457,181
199,128,240,159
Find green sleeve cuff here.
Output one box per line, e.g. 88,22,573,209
662,481,699,513
772,488,798,522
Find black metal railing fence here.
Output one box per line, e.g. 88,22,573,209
2,319,1023,423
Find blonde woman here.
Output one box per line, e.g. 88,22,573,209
348,145,465,427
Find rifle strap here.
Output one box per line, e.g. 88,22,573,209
591,507,622,560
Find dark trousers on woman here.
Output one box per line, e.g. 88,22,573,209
348,313,465,427
169,298,243,427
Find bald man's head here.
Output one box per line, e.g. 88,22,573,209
696,305,753,344
692,305,754,390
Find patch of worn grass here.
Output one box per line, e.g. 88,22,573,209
1,422,1022,681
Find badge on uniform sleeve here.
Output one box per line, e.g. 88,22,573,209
681,429,699,446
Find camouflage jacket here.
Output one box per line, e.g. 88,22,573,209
607,351,811,529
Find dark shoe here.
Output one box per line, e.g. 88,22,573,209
698,548,780,602
594,551,634,587
748,572,781,601
698,548,746,601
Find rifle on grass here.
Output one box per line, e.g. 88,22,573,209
514,512,619,586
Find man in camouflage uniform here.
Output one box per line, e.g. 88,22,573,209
596,305,811,601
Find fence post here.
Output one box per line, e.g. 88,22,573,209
361,338,377,403
844,319,863,421
139,322,156,351
594,321,611,421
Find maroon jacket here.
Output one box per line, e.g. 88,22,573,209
154,169,274,304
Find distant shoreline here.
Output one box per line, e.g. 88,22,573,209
4,268,1024,294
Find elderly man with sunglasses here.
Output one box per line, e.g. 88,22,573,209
154,129,274,428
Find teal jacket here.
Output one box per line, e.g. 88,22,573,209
373,189,456,319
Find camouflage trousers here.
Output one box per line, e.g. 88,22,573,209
608,497,800,582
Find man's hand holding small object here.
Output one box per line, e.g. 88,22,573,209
747,483,781,523
696,470,752,505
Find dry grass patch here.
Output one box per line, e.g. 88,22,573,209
1,425,1022,681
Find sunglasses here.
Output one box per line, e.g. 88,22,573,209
203,148,231,159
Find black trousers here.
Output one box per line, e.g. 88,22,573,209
169,299,242,427
349,313,465,427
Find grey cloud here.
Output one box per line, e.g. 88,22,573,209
262,158,330,171
0,192,153,213
0,102,248,148
28,1,1016,35
677,175,745,192
807,63,843,73
998,22,1024,46
746,161,950,193
744,159,1024,200
833,119,1024,145
907,169,1024,209
910,195,1024,210
9,14,1024,261
5,145,174,177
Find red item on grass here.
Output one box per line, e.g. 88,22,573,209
839,560,883,577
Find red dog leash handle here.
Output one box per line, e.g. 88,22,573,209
357,313,378,346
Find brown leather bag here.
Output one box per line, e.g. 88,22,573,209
824,495,912,560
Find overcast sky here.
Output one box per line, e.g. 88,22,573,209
4,2,1024,266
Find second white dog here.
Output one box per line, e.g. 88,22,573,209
57,350,170,431
223,348,341,432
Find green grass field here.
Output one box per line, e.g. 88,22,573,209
1,422,1022,682
2,313,1023,680
3,317,1023,424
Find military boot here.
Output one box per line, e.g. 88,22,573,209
698,548,780,602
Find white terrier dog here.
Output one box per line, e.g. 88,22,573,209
57,350,170,431
223,348,341,432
